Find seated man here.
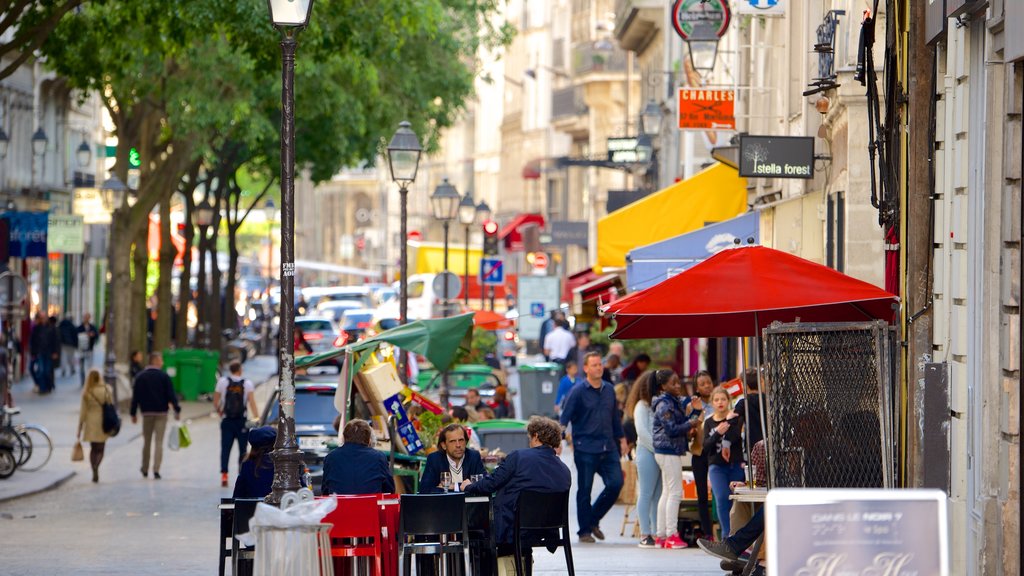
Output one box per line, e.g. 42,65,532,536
321,419,395,495
464,417,572,558
697,507,765,575
420,423,486,494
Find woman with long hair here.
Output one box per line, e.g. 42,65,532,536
624,370,662,548
703,385,745,538
77,369,114,483
233,426,277,499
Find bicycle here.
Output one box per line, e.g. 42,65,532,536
0,406,54,474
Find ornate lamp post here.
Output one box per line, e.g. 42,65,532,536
430,178,460,409
385,121,422,383
100,175,127,405
76,135,92,169
457,192,476,307
193,198,215,349
266,0,315,505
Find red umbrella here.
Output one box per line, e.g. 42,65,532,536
603,245,898,339
473,309,513,330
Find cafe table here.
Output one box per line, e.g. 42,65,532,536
729,487,767,576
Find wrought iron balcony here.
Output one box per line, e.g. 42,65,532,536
552,86,588,120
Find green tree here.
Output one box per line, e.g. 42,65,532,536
0,0,88,81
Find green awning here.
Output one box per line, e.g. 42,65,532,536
294,312,475,372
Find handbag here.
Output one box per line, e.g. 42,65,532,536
689,413,705,456
95,389,120,437
168,423,181,451
616,457,638,505
177,421,192,449
71,441,84,462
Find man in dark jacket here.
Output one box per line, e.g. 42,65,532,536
321,419,395,495
464,416,571,554
420,423,486,494
58,314,78,377
130,352,181,479
28,312,52,393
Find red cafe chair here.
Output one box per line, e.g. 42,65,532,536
321,495,384,576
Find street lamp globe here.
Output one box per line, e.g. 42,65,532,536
0,128,9,160
76,137,92,168
100,175,128,211
263,198,277,222
686,22,721,76
640,100,663,137
430,178,460,222
31,127,47,157
386,121,423,185
458,193,476,226
194,198,216,228
475,200,491,224
267,0,315,28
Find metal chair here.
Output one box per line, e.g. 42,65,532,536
466,496,498,576
219,498,234,576
398,493,468,576
321,495,383,576
512,490,574,576
231,498,262,576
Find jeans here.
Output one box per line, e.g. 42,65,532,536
573,450,623,536
141,414,168,474
634,446,662,537
727,506,764,553
691,450,713,537
32,357,55,393
220,417,248,474
709,462,746,537
654,453,683,538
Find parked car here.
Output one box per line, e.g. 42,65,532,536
416,364,504,407
259,375,340,493
304,286,378,310
295,316,344,354
315,300,363,323
339,309,375,343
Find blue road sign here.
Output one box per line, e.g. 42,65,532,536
530,302,545,318
480,257,504,285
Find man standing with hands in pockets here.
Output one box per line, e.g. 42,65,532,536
559,351,626,543
130,352,180,479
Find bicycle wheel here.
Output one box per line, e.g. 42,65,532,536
0,447,15,479
17,424,52,472
0,426,28,467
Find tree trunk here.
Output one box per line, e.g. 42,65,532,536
209,212,223,356
154,197,174,353
129,224,149,354
176,196,194,349
109,217,133,365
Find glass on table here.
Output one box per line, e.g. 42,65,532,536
470,474,485,484
440,471,453,493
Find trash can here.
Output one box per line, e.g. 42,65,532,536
516,363,561,418
245,491,336,576
163,348,221,401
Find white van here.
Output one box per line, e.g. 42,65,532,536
375,273,455,320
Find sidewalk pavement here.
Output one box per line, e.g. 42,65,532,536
0,350,279,503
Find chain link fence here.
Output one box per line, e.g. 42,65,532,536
762,321,896,489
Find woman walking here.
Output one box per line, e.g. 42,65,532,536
704,386,745,538
652,369,699,549
77,369,114,483
625,371,662,548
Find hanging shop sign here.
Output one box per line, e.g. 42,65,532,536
671,0,731,41
678,88,735,130
73,187,112,224
736,0,786,17
738,135,815,179
606,137,640,163
3,211,49,258
47,214,85,254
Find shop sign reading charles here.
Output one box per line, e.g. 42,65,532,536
678,88,735,130
739,134,815,179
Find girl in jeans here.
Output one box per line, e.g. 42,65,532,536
651,370,699,549
704,386,745,538
625,371,661,548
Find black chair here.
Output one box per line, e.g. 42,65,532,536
466,496,498,576
231,498,262,576
512,490,574,576
398,493,469,576
219,498,234,576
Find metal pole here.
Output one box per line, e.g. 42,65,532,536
440,221,450,409
267,32,304,505
104,218,118,406
463,224,470,307
398,184,409,384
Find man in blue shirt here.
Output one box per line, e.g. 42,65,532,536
559,351,626,543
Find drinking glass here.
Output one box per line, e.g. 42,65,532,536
470,474,484,484
441,471,453,493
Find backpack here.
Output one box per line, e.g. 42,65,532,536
223,377,247,419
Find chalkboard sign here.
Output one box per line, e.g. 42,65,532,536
767,488,948,576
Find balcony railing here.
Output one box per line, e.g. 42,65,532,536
572,41,628,76
552,86,588,120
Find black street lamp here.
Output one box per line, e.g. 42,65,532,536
76,136,92,169
430,177,459,409
266,0,315,505
0,128,9,160
193,198,215,349
386,121,422,383
640,100,663,137
31,127,47,158
458,192,476,307
100,175,127,406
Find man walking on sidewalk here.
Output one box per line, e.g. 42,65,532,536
58,314,79,377
213,360,258,487
130,352,180,479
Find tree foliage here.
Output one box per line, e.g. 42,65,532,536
0,0,88,81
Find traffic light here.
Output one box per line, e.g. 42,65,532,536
482,219,499,255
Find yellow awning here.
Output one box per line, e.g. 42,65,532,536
597,162,747,269
411,242,483,275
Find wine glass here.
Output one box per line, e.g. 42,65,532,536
441,471,453,493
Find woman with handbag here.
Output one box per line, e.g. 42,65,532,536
77,369,114,483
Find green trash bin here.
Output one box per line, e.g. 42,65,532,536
517,363,562,418
163,348,220,401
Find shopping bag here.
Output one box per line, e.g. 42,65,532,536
71,441,84,462
177,421,192,449
616,457,638,505
168,423,181,451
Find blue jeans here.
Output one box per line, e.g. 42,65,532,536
634,446,662,537
573,450,623,536
220,417,247,474
709,463,746,537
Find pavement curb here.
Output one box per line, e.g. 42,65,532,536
0,470,76,504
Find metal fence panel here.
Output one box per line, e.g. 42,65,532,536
762,321,895,489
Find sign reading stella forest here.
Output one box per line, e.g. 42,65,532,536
739,134,815,179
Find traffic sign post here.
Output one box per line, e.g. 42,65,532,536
480,257,504,286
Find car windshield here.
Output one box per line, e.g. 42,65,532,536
298,320,333,332
322,294,368,304
268,389,338,426
342,313,374,330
